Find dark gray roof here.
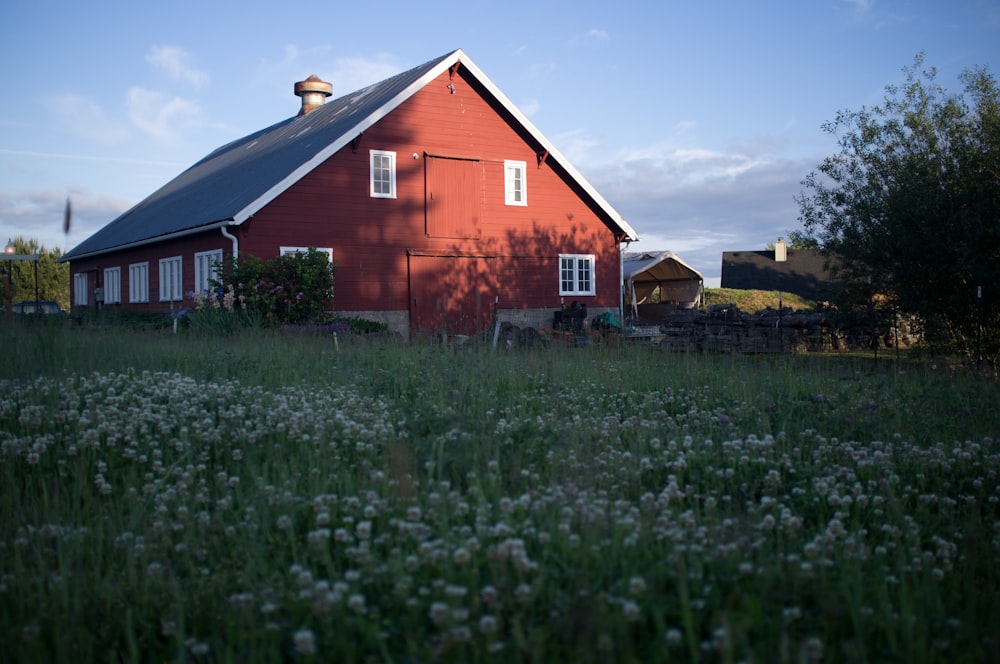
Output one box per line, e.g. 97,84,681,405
64,49,636,261
720,249,841,301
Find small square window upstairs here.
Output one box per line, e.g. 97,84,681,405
370,150,396,199
504,160,527,206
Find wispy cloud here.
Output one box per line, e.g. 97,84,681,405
126,87,203,144
329,54,402,93
147,46,210,88
0,148,187,168
577,135,814,283
0,188,132,249
844,0,873,16
46,94,130,145
518,98,541,118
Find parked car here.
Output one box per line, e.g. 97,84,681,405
5,300,66,316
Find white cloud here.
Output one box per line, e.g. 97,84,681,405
844,0,872,15
551,128,602,165
518,98,541,118
329,54,402,93
126,87,203,144
46,94,129,145
582,139,814,283
252,48,401,104
584,28,609,41
0,188,132,251
147,46,210,88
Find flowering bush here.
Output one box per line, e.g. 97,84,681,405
214,248,336,326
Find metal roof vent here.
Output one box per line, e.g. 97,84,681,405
294,75,333,116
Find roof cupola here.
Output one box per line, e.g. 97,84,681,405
294,74,333,116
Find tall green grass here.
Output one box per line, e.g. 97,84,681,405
1,322,997,662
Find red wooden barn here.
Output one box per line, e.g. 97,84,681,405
62,49,639,337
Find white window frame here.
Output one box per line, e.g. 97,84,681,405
103,267,121,304
370,150,396,199
559,254,596,296
158,256,183,302
280,246,334,262
504,160,527,206
73,273,88,306
194,249,223,294
129,262,149,303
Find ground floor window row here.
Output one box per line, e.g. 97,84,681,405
72,250,225,307
73,250,597,305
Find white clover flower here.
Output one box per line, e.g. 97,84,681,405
444,584,467,599
307,529,330,546
347,593,366,613
293,628,317,655
628,576,647,596
478,614,499,635
622,600,641,622
429,601,450,625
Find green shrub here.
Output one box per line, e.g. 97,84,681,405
215,248,336,325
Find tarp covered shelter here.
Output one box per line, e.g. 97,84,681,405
624,251,704,320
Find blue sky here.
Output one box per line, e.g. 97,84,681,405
1,0,997,286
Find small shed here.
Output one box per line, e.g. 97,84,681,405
624,251,703,322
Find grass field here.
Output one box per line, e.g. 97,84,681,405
1,322,998,662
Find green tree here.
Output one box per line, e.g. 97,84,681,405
796,54,1000,366
3,237,70,310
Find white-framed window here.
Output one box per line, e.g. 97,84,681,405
504,160,527,206
103,267,121,304
194,249,223,293
370,150,396,198
159,256,183,302
559,254,596,296
73,273,88,306
129,262,149,303
280,246,334,262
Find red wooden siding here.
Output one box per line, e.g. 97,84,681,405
409,254,496,335
239,67,622,333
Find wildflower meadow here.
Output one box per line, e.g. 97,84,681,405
1,323,998,662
